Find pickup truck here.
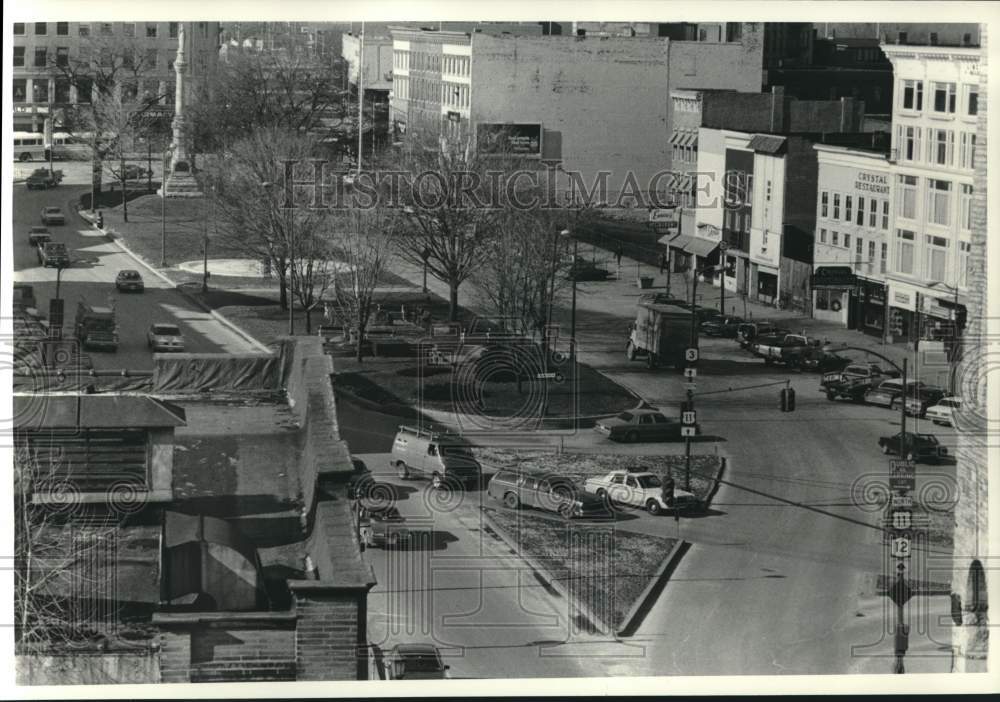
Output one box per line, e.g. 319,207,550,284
583,468,699,515
820,362,896,402
754,334,819,366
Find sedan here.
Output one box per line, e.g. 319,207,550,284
566,261,611,281
115,269,145,292
385,643,449,680
40,207,65,225
925,396,962,426
903,386,946,418
147,323,185,352
865,380,926,409
878,431,948,464
595,408,688,443
700,315,744,337
28,226,51,247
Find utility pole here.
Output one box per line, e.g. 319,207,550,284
356,22,365,175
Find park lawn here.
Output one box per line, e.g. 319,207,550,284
332,354,637,420
473,449,723,506
486,506,678,631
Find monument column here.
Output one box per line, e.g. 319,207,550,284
161,22,203,198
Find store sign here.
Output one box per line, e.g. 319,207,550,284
894,291,911,306
477,123,542,156
855,171,890,195
649,208,680,232
810,266,857,289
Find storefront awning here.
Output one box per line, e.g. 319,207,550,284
689,134,699,149
684,237,720,258
670,131,683,145
662,233,693,249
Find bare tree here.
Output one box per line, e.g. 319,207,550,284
289,213,339,334
207,127,321,311
189,46,347,153
391,129,529,322
328,209,399,361
14,447,119,653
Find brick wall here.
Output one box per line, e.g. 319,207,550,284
289,581,369,681
155,612,297,683
951,22,988,673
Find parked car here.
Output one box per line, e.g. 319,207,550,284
594,407,690,443
639,293,688,306
878,431,948,464
385,643,449,680
566,258,611,281
487,468,609,519
26,169,62,189
27,226,51,247
390,425,481,488
700,315,744,337
40,206,65,225
798,347,852,373
147,323,185,352
865,378,926,409
118,164,152,180
736,322,789,350
924,396,962,426
754,333,820,366
583,468,700,515
822,363,898,402
903,385,947,418
37,241,69,267
357,504,410,549
115,269,145,292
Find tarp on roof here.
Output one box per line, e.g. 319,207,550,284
13,394,186,430
162,511,264,611
152,353,280,394
748,134,787,154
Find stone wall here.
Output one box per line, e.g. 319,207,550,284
16,652,159,685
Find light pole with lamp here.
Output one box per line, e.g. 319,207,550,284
927,281,961,396
159,144,174,267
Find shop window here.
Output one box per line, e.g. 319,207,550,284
816,289,830,311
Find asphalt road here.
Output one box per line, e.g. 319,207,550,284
12,183,260,370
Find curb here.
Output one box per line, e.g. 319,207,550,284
331,383,419,420
479,507,613,637
615,540,691,637
701,456,728,509
79,206,272,355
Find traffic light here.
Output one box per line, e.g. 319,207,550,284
780,387,796,412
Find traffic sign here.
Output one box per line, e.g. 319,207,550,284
682,410,697,426
685,348,699,363
890,536,912,559
683,367,697,380
890,494,913,510
681,426,697,437
889,461,916,491
536,372,557,379
890,510,913,530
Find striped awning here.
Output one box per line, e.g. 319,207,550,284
684,237,720,258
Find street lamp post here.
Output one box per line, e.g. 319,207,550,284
160,146,173,267
560,229,577,358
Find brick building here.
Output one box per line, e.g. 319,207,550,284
12,21,220,133
388,24,765,202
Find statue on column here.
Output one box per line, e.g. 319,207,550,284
161,22,203,198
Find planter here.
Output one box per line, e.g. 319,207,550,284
636,276,654,290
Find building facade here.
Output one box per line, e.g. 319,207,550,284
12,21,220,132
811,144,894,333
880,42,979,345
388,25,765,201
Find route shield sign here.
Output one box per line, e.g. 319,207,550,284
890,536,912,559
685,348,699,363
682,410,697,426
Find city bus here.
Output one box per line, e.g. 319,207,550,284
13,131,92,162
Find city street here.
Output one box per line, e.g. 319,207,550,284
12,183,261,369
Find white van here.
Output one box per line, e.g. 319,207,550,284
390,425,481,489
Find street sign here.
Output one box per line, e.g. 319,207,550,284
890,536,912,559
681,426,697,437
537,372,557,379
684,383,697,392
890,494,914,509
685,348,699,363
682,410,697,426
683,367,697,380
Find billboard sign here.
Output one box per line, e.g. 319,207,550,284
477,123,542,157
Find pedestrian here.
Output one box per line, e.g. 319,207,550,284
615,243,623,267
659,252,667,274
96,210,104,230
